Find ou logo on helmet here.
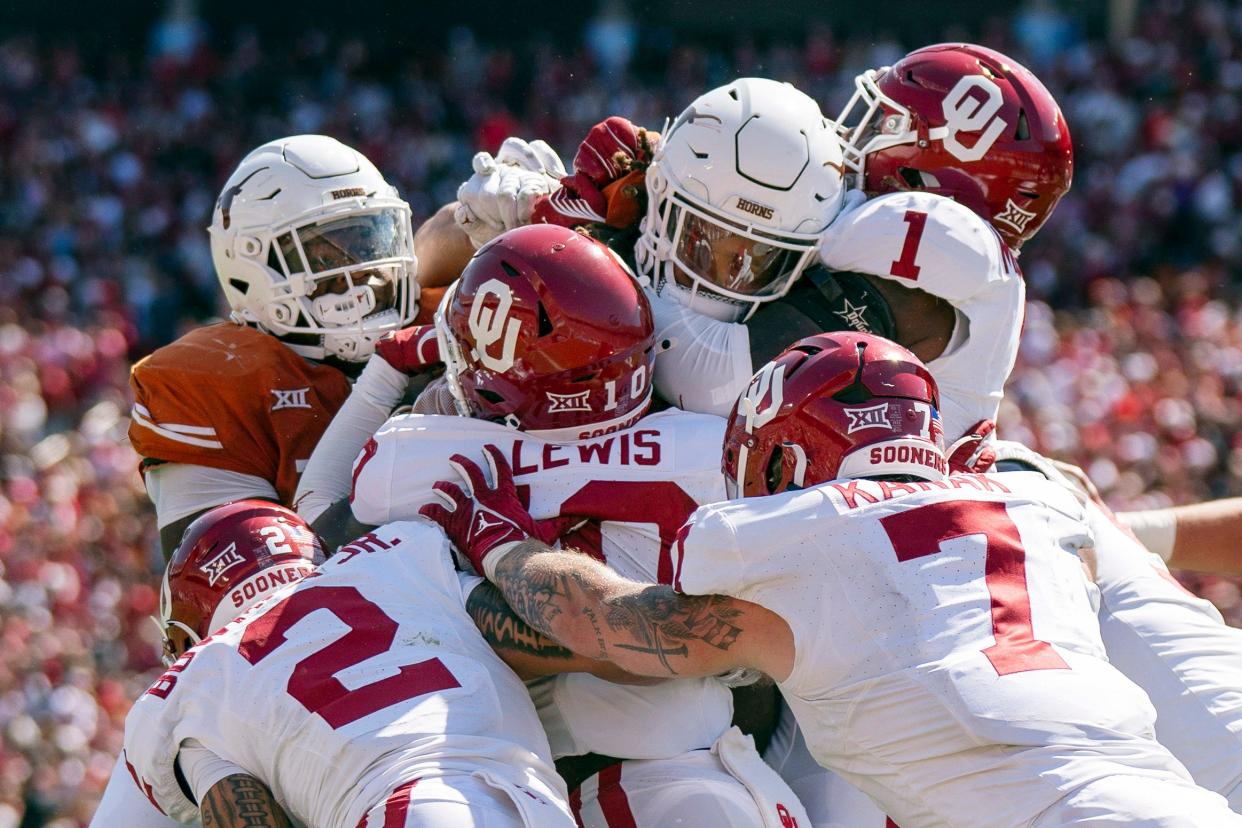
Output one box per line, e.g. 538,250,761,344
739,361,786,432
468,279,522,372
939,75,1009,163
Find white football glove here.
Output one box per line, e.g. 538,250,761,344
455,137,567,249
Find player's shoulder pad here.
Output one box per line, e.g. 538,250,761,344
132,321,298,384
989,468,1087,524
377,519,450,549
643,408,728,441
819,191,1015,304
373,411,511,443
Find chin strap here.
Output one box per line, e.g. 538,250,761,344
802,267,899,340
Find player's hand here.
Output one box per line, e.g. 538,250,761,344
495,136,567,180
1049,458,1104,506
530,174,608,227
374,324,440,375
420,444,540,577
529,117,660,228
573,116,658,187
455,141,564,249
947,419,997,474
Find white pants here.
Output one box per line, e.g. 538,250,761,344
764,698,1242,828
90,752,188,828
572,749,766,828
358,774,575,828
1031,774,1242,826
763,705,890,828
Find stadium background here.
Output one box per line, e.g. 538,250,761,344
1,0,1239,823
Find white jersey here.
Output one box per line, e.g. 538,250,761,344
646,191,1023,442
351,409,736,759
1087,501,1242,805
818,191,1024,441
123,521,571,828
674,471,1189,828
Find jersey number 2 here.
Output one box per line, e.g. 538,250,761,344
880,500,1069,676
238,585,461,728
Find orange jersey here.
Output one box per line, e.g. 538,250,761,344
128,322,350,506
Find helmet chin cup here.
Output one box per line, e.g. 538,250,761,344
655,271,747,323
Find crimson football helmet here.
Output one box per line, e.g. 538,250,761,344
158,500,323,665
837,43,1073,250
723,332,946,498
436,224,655,441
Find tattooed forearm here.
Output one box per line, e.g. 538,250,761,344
606,588,742,673
467,580,574,659
491,541,746,678
200,774,291,828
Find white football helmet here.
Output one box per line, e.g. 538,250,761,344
636,78,847,322
209,135,418,363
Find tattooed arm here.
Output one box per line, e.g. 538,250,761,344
199,774,291,828
489,540,794,682
466,581,657,683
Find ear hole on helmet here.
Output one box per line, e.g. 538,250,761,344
477,389,505,405
1019,189,1040,199
1015,109,1030,141
537,302,553,338
765,445,786,492
229,278,250,295
898,167,924,188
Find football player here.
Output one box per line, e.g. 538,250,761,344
96,134,433,828
129,133,426,557
831,44,1242,814
422,332,1242,828
305,224,810,828
123,499,621,827
469,45,1242,821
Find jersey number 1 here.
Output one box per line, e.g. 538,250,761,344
238,585,461,728
889,210,927,280
880,500,1069,676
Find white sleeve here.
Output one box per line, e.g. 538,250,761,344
294,356,408,523
88,752,185,828
457,571,486,608
672,507,743,597
349,424,399,527
648,289,754,417
176,739,249,806
1116,508,1177,562
144,464,278,528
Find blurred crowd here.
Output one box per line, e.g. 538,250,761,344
1,0,1241,823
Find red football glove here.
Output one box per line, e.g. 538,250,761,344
529,116,659,229
947,419,998,474
419,444,543,577
573,116,647,187
374,324,440,375
530,173,608,227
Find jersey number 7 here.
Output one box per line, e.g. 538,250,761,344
881,500,1070,676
